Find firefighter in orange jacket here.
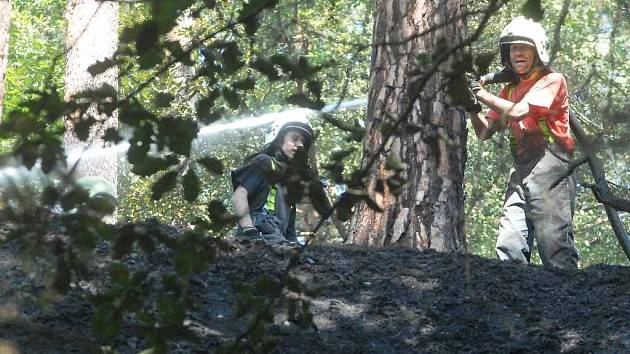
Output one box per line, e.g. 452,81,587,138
468,17,578,268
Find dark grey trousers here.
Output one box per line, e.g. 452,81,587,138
251,212,292,245
495,148,578,268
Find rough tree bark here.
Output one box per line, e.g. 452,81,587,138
348,0,467,251
0,0,10,119
64,0,118,183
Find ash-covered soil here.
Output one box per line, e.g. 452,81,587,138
1,224,629,354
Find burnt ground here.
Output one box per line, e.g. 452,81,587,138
1,225,630,354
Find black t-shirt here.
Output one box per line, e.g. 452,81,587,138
231,154,296,237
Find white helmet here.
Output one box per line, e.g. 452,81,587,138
264,109,314,150
499,16,550,67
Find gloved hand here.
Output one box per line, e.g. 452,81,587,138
465,99,482,114
468,76,483,94
465,75,483,113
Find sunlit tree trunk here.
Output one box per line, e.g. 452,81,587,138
348,0,467,251
0,0,10,119
166,10,196,112
63,0,118,185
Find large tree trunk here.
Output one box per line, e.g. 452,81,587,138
63,0,118,183
0,0,10,119
348,0,467,251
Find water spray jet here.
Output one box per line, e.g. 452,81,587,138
69,98,368,165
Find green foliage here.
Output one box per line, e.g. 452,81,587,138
2,0,628,353
219,271,318,353
521,0,544,21
182,167,201,202
89,222,227,351
3,0,66,119
151,171,178,200
197,156,224,175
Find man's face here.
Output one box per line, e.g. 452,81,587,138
280,130,306,161
509,43,537,75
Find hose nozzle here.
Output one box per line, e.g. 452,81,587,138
480,70,518,85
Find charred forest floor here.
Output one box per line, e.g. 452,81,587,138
1,222,630,354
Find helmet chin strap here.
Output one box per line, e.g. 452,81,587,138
263,142,290,162
273,149,290,162
261,142,285,161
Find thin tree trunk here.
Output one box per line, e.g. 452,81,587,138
0,0,10,119
349,0,467,251
64,0,118,182
166,10,196,112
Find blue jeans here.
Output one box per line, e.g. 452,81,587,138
496,148,578,268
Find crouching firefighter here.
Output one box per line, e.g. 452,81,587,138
467,16,579,268
230,113,315,246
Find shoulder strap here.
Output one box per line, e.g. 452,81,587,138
265,158,281,213
506,83,555,156
537,118,555,145
506,84,518,156
505,83,516,101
